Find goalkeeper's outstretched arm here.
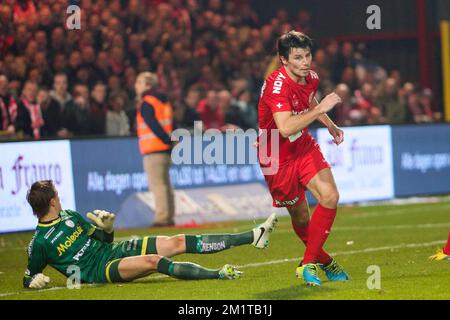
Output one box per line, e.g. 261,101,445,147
86,210,116,243
68,209,115,243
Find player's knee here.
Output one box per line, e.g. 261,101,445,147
171,235,186,253
292,214,309,228
320,189,339,208
143,255,162,269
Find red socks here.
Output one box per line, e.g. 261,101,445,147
302,204,337,264
291,221,333,265
444,232,450,255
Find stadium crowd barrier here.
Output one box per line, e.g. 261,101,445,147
1,124,449,233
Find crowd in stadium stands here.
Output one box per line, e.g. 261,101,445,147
0,0,441,141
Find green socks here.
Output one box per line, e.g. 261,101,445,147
185,231,254,254
157,257,220,280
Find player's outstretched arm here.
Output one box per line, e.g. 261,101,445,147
274,93,341,138
312,95,344,145
86,210,115,243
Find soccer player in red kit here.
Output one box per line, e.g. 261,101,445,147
258,31,349,286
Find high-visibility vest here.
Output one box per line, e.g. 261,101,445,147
136,95,173,155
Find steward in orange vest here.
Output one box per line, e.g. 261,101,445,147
136,89,173,155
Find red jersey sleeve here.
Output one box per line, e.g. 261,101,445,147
262,79,292,114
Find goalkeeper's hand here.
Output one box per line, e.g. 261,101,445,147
29,273,50,289
86,210,115,233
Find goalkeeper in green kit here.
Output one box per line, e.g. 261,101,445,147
23,180,278,289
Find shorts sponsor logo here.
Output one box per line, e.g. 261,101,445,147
275,197,299,207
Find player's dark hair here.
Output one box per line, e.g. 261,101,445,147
277,30,313,61
26,180,56,219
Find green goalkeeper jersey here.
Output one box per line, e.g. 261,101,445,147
23,209,115,288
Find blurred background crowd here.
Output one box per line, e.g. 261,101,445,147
0,0,442,141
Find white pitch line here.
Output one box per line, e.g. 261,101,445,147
0,239,445,298
0,284,101,298
234,240,446,269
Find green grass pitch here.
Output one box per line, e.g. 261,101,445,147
0,200,449,300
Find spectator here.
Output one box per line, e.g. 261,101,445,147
13,0,36,25
106,93,130,136
175,87,201,130
353,83,382,124
408,88,439,123
48,73,73,138
90,82,108,135
18,81,43,139
377,78,407,124
197,90,224,130
66,83,91,136
232,89,257,130
37,86,53,137
333,83,354,126
0,74,18,136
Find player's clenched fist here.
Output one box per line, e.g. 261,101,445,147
29,273,50,289
318,92,342,114
87,210,115,233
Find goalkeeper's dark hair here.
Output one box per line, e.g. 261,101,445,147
277,30,314,61
27,180,56,219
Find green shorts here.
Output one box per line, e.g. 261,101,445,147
100,236,158,283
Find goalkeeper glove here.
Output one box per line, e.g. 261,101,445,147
29,273,50,289
86,210,115,233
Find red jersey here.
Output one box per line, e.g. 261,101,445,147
258,67,320,168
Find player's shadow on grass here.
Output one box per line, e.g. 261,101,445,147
254,285,336,300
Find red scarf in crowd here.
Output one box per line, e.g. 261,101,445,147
0,95,17,131
21,97,44,139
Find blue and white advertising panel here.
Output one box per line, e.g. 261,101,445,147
0,140,75,233
392,124,450,197
70,137,265,227
317,125,395,203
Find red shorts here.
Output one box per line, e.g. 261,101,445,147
262,138,330,208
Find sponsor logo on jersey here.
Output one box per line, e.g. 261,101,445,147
57,225,84,256
72,238,91,261
65,220,75,228
50,231,64,244
275,197,299,207
272,73,286,94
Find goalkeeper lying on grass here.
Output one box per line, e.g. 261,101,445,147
23,180,278,289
